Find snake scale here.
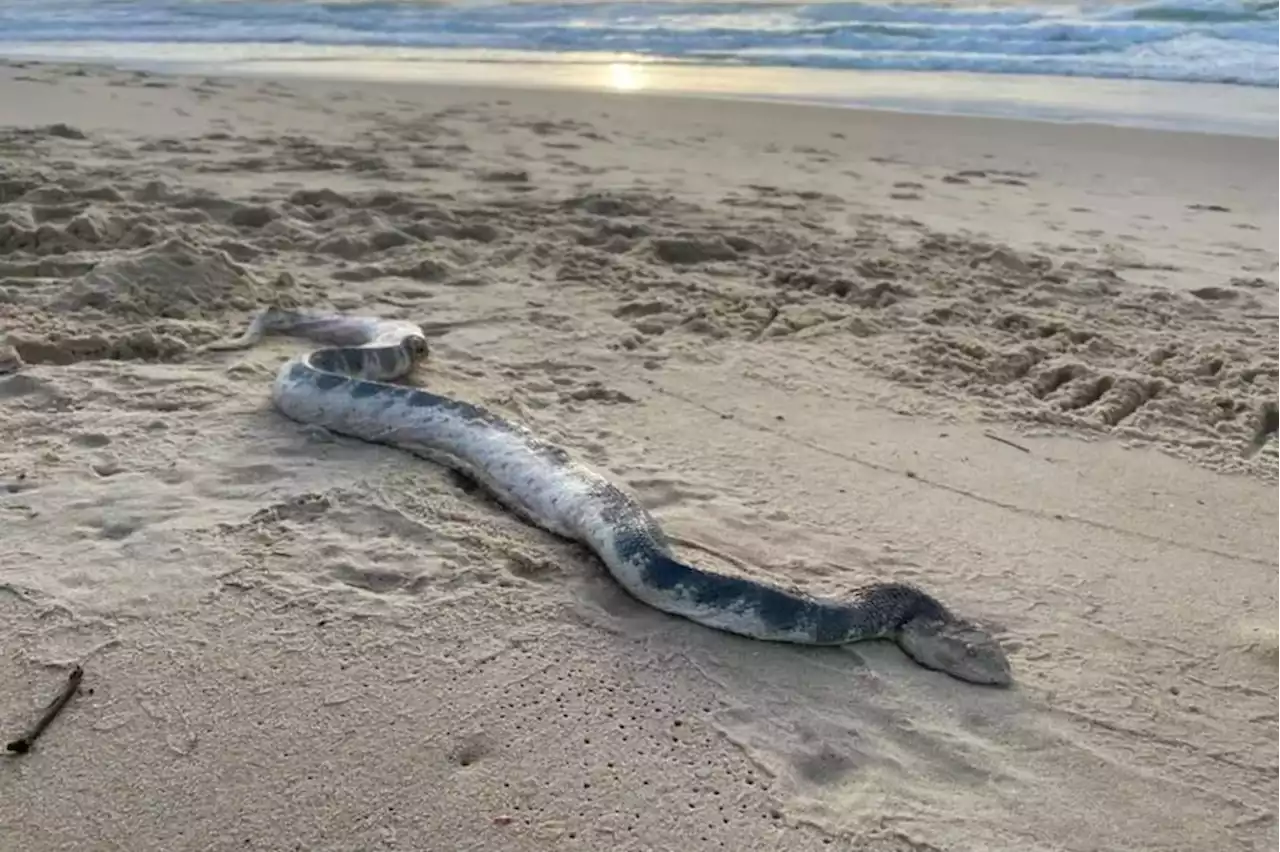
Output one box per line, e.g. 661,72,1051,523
208,307,1012,686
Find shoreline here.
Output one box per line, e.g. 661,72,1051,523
1,42,1276,139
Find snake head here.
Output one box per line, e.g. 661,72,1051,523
898,615,1012,686
406,335,429,358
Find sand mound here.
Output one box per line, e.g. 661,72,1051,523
0,155,308,370
57,238,260,319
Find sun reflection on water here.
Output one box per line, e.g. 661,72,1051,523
606,62,646,92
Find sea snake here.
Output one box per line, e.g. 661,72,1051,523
207,307,1013,686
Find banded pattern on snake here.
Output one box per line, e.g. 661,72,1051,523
208,307,1012,686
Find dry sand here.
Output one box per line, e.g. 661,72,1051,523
0,61,1276,852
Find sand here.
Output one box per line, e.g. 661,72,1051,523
0,61,1276,852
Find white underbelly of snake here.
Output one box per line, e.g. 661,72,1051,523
206,307,1013,687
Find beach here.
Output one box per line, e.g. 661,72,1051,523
0,59,1276,852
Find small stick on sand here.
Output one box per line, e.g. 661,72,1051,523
5,664,84,755
983,431,1032,454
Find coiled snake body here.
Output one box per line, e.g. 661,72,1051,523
209,308,1012,686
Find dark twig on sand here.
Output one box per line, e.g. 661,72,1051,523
5,665,84,755
983,431,1032,454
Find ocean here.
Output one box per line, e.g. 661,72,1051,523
0,0,1276,88
0,0,1275,134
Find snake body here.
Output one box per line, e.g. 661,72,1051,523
210,307,1012,686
